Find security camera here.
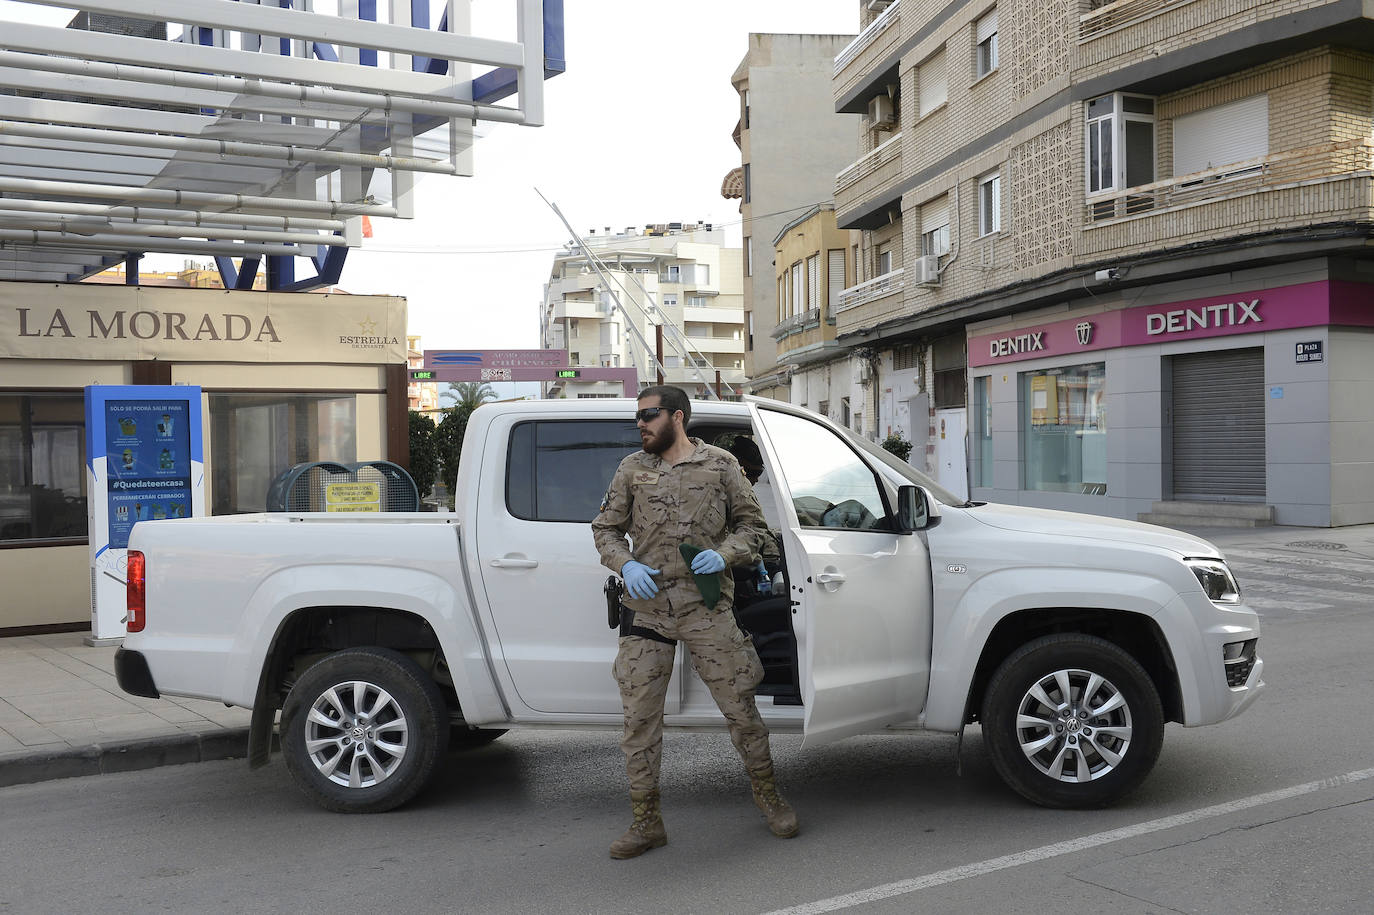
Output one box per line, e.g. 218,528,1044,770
1094,268,1120,282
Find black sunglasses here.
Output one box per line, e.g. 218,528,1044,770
634,407,668,423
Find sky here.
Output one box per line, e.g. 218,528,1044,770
0,1,859,353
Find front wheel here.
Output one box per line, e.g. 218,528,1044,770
980,634,1164,809
281,647,450,813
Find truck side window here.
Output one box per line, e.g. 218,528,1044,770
757,411,889,531
506,420,641,522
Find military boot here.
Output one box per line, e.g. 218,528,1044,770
750,769,799,838
609,789,667,859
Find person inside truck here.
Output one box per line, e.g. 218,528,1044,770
592,384,800,859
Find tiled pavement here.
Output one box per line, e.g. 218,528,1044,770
0,631,250,787
2,522,1372,789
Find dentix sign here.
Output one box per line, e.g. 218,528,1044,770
0,281,406,363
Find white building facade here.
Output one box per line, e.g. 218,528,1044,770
540,225,746,399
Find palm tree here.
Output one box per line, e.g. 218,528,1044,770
440,381,497,412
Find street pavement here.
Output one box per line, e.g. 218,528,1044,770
2,520,1373,789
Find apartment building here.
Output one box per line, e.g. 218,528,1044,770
726,33,860,400
833,0,1374,526
539,224,746,399
767,204,870,435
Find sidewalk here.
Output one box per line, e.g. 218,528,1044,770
0,631,250,788
3,522,1373,790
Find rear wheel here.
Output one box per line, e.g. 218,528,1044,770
281,647,449,813
981,633,1164,809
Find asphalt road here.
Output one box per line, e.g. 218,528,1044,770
2,539,1372,914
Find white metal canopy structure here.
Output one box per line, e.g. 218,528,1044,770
0,0,560,287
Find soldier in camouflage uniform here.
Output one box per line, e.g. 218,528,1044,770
592,385,799,859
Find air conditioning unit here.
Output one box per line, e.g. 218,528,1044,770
867,94,895,129
917,254,941,285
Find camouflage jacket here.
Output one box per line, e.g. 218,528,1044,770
592,438,767,625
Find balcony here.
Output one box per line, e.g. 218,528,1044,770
550,298,603,320
834,0,904,111
682,305,743,324
833,269,904,315
1076,0,1330,85
687,336,745,355
769,308,822,341
832,269,907,336
1080,140,1374,259
835,132,903,218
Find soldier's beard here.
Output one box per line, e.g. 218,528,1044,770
641,423,679,455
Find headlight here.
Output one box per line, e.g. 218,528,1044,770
1186,558,1241,603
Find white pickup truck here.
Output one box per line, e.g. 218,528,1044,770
115,397,1263,814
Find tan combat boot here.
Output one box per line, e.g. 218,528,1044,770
609,789,667,859
750,769,799,838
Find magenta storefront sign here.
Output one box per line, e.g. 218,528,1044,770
969,280,1374,367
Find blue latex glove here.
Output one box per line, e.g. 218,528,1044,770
690,549,726,575
621,560,661,600
755,561,771,593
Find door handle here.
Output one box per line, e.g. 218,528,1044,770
815,570,846,589
490,557,538,569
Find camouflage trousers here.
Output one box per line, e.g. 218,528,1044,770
613,602,770,792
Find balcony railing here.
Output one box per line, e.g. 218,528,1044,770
1083,140,1374,224
1079,0,1199,42
834,0,901,74
769,308,821,341
833,269,905,314
836,133,903,194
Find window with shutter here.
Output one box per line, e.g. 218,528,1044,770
1173,95,1269,178
919,49,946,118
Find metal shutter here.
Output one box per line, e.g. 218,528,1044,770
919,49,946,117
1172,348,1265,499
828,249,846,304
1173,95,1268,176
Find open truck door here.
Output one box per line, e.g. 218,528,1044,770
751,404,933,747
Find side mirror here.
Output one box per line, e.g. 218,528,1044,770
896,485,940,532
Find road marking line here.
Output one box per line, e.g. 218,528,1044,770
764,767,1374,915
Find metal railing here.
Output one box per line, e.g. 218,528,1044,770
1083,140,1374,224
770,308,822,340
834,0,901,73
836,133,903,194
833,269,905,314
1079,0,1200,42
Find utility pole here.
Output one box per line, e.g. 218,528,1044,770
656,325,664,385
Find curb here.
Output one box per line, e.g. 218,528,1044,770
0,727,249,790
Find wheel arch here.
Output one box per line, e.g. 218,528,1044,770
247,605,459,768
962,608,1182,727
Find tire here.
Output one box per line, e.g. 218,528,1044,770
980,633,1164,809
281,647,450,813
449,726,508,750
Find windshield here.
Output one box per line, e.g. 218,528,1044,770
845,426,967,507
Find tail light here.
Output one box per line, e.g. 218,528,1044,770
126,550,146,633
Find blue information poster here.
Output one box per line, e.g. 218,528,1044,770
85,384,204,641
103,399,194,549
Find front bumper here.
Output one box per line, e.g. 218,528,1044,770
114,647,160,699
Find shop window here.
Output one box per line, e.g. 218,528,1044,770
210,393,357,514
1020,363,1107,494
973,376,993,487
0,393,88,543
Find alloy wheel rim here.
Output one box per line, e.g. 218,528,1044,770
304,680,409,788
1014,667,1132,783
